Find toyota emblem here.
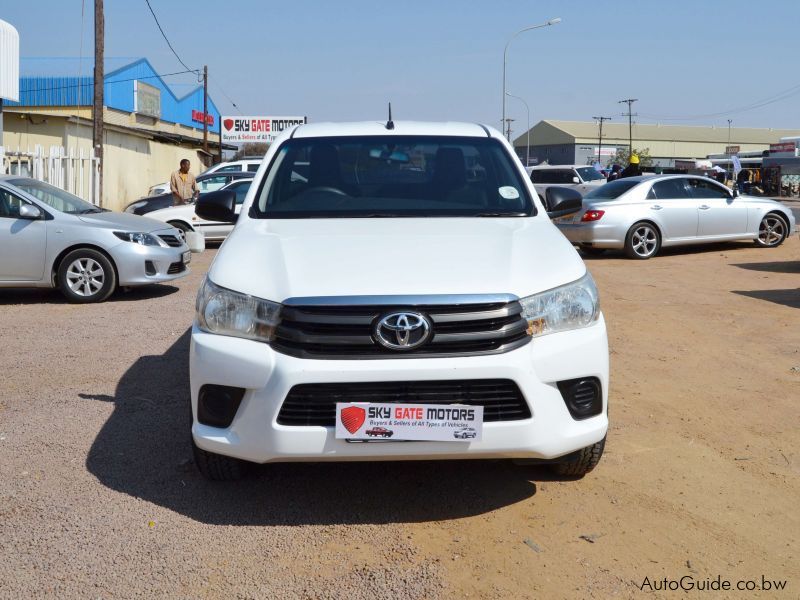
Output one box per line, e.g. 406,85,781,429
374,311,431,351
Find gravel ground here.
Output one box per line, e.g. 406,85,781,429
1,240,798,598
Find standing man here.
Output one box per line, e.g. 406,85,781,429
170,159,198,205
619,154,642,179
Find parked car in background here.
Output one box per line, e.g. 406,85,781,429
201,158,262,176
189,120,606,481
0,177,190,302
527,164,606,205
127,172,255,215
555,175,797,259
146,177,253,241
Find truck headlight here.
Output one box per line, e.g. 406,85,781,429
113,231,163,246
196,277,281,343
520,272,599,337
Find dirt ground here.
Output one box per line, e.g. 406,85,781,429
1,239,798,599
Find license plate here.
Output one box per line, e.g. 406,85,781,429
335,403,483,442
182,251,191,264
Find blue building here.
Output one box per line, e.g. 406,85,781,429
3,57,232,209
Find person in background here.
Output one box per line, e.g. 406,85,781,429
736,168,750,194
619,154,642,179
607,164,623,182
170,159,198,205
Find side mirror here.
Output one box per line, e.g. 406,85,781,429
545,186,583,219
572,176,580,184
19,204,42,220
195,190,237,223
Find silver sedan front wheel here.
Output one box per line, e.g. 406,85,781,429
755,214,788,248
65,258,105,297
625,222,661,259
57,248,117,303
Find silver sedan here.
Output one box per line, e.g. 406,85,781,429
553,175,797,259
0,176,190,302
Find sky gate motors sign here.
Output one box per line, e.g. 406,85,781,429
335,403,484,442
221,116,307,143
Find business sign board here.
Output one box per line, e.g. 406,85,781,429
769,142,797,155
133,80,161,118
191,109,214,126
221,116,307,143
335,403,484,442
0,19,20,102
725,145,740,155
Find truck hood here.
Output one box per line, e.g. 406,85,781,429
208,217,586,302
77,211,172,232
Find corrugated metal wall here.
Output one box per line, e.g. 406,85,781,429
9,58,220,131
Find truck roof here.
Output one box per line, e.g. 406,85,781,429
290,120,498,140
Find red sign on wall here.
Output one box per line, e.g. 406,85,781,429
191,110,214,126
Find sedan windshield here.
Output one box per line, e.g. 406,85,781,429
575,167,605,182
583,179,640,200
10,178,102,214
254,136,533,218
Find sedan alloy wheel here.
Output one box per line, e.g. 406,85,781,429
756,214,787,247
625,222,661,259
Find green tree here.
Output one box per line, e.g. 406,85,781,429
232,143,269,160
610,147,653,168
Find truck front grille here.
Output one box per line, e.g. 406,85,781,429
277,379,531,426
272,301,531,359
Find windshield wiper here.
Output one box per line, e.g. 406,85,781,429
78,208,104,214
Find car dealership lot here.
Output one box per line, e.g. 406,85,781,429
1,244,798,598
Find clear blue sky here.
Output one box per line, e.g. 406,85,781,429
4,1,799,135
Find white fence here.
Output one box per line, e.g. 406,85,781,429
0,145,100,205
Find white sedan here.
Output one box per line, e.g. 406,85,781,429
146,178,252,241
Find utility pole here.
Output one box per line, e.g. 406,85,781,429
618,98,638,159
504,118,515,143
592,116,611,164
202,65,208,156
727,118,732,146
93,0,104,207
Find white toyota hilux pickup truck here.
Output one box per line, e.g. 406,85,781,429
190,120,609,480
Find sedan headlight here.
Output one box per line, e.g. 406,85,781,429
520,272,599,338
196,277,281,343
113,231,163,246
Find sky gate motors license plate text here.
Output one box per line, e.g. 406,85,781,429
335,403,483,442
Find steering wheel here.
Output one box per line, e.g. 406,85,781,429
305,186,349,197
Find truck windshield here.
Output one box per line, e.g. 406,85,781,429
253,136,534,218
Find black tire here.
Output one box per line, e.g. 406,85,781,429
551,436,606,477
754,212,788,248
579,246,607,257
57,248,116,303
624,221,661,259
168,220,192,233
192,439,248,481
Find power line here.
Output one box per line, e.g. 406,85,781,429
17,70,197,94
143,0,197,75
639,81,800,121
209,77,242,114
618,98,638,153
592,116,612,164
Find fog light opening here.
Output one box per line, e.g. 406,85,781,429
197,384,246,428
557,377,602,420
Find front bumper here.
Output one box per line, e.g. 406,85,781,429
190,316,609,464
109,236,191,286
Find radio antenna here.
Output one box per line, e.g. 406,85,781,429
386,102,395,130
